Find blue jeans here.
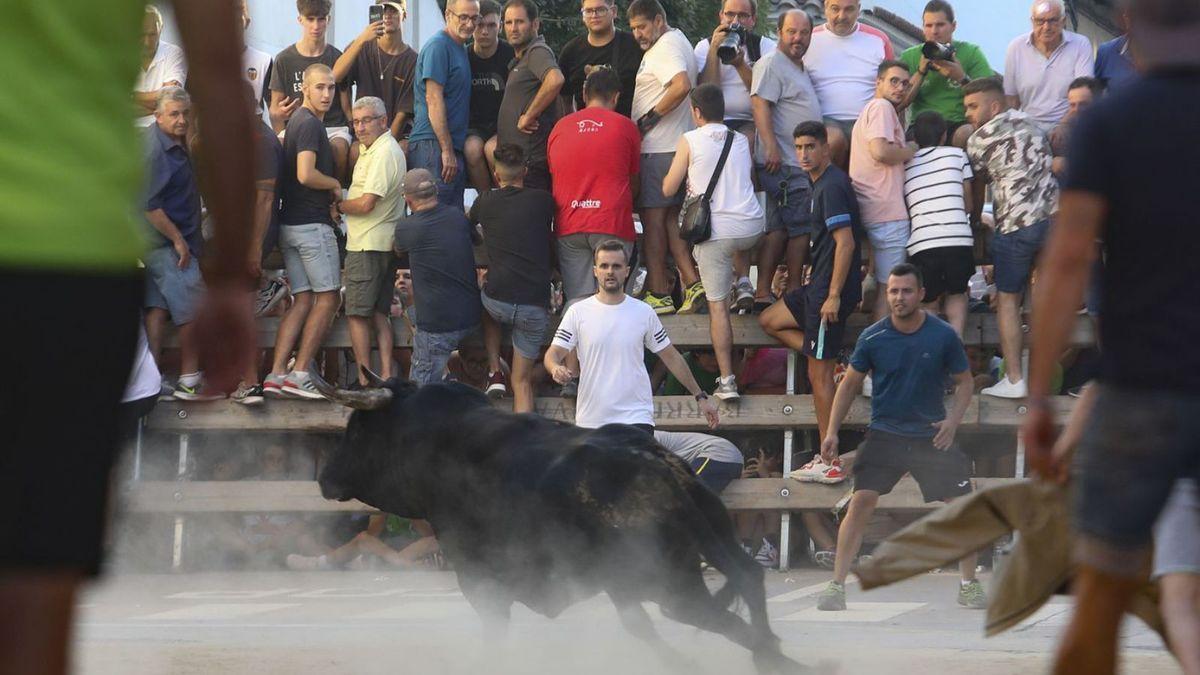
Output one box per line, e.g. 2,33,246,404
757,164,811,238
280,223,341,293
407,139,466,209
480,290,549,360
144,246,205,325
410,326,474,385
991,218,1049,294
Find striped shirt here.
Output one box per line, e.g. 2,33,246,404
902,146,974,255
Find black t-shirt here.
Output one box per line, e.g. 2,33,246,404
468,186,556,307
349,41,418,133
254,120,285,249
806,164,863,304
280,107,335,226
393,204,482,333
558,31,642,118
1063,67,1200,392
269,44,349,128
468,41,516,135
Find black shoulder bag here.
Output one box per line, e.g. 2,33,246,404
678,130,735,245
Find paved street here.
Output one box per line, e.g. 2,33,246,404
75,569,1177,674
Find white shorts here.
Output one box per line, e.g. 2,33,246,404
865,219,910,282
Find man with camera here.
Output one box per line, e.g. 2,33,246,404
694,0,775,137
898,0,992,149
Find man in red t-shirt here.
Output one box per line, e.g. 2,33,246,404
547,67,641,305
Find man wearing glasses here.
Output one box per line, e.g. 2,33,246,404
408,0,480,207
558,0,643,117
694,0,775,137
1003,0,1094,132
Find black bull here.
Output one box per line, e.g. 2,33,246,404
314,375,807,673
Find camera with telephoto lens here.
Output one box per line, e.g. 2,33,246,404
716,22,747,65
921,41,956,61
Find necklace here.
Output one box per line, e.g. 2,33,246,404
376,41,402,81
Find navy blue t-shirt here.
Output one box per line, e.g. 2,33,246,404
410,31,472,152
1063,67,1200,393
849,313,969,437
393,204,482,333
805,164,862,306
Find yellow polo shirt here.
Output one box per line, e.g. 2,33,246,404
345,132,406,252
0,1,146,273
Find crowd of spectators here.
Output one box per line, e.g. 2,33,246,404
137,0,1126,565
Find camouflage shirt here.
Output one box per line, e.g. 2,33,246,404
967,109,1058,235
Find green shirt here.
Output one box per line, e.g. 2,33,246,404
0,1,146,273
899,41,993,124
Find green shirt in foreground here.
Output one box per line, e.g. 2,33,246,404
900,41,993,125
0,1,146,273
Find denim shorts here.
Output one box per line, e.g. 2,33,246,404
410,326,475,385
865,219,910,282
637,152,683,209
144,245,205,325
1074,384,1200,577
280,223,341,294
990,218,1049,294
757,164,811,238
1154,479,1200,578
407,138,466,209
480,290,549,360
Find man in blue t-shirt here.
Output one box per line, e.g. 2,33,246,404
814,263,981,612
408,0,477,208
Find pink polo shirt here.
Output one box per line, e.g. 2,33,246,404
849,97,909,226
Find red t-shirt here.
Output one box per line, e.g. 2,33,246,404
546,107,640,240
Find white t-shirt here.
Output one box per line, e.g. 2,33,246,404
243,45,274,118
135,41,188,127
693,35,776,122
684,123,763,240
802,23,893,122
632,29,698,154
552,295,671,428
903,146,975,255
122,325,162,403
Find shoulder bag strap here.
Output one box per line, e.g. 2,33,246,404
704,131,736,202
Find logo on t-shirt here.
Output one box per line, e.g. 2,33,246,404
571,199,602,209
576,120,604,133
247,67,259,81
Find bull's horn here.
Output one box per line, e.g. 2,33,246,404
308,363,393,411
358,364,389,388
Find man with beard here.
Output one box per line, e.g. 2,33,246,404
813,263,983,612
558,0,643,116
496,0,564,191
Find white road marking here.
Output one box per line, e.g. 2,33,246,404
132,603,299,620
768,576,858,603
777,602,926,623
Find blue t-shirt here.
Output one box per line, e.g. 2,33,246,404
409,31,471,152
1094,36,1137,93
393,203,481,333
142,125,202,256
849,313,969,437
806,164,862,306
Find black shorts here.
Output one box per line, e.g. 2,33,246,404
852,429,973,503
781,286,856,360
1,269,142,575
909,246,974,302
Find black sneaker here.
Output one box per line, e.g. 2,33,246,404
231,382,265,406
560,379,578,399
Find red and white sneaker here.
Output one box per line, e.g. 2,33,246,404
788,457,830,483
485,371,508,399
815,458,847,484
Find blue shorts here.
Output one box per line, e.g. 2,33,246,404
280,222,341,294
407,138,466,209
757,164,811,238
688,456,744,494
410,326,475,386
781,285,856,360
144,245,205,325
480,290,549,360
991,218,1049,294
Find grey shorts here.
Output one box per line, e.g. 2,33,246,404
410,326,475,386
144,245,205,326
480,290,549,360
757,164,812,238
343,250,396,317
865,219,910,282
1154,479,1200,578
280,223,342,293
694,234,760,301
557,233,634,304
637,152,683,209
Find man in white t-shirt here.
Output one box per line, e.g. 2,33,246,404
627,0,701,317
239,0,274,119
545,240,720,432
694,0,776,136
134,5,187,127
802,0,893,166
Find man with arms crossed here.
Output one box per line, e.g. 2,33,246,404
815,264,984,612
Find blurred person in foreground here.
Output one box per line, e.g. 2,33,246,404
1024,0,1200,673
0,1,255,673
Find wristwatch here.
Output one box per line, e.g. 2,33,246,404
695,392,709,402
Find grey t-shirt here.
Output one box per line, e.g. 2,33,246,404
269,44,348,128
750,50,822,168
654,431,744,465
497,36,562,165
392,204,482,333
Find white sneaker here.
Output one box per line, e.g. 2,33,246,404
714,375,740,401
861,375,873,398
734,279,755,313
789,457,830,482
981,377,1028,399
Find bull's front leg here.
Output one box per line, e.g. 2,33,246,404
457,571,513,642
607,590,695,674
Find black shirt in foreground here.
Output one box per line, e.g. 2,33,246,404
469,185,556,307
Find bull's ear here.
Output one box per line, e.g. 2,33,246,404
309,362,393,411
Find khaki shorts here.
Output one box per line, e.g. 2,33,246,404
343,250,396,316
